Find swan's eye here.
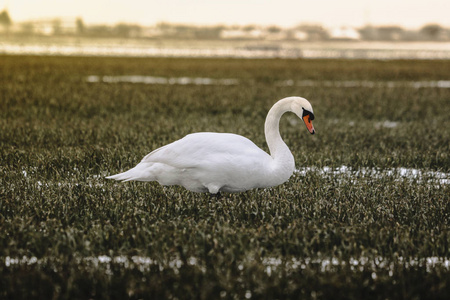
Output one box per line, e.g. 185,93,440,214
302,109,315,120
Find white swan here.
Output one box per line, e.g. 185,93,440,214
106,96,315,194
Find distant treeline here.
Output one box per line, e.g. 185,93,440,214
1,10,449,41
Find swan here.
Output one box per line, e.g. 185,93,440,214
106,96,315,194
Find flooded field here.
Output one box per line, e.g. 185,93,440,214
1,55,449,299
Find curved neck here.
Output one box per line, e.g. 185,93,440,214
264,98,294,161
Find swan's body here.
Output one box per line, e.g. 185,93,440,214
107,96,315,194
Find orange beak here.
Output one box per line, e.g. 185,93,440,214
303,115,315,134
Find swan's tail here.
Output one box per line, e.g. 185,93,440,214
105,162,153,182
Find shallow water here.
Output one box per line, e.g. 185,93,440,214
278,80,450,89
4,254,449,275
20,165,450,185
2,39,450,59
295,166,450,185
86,76,450,90
18,166,449,193
86,75,239,85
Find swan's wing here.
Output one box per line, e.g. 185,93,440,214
141,132,270,169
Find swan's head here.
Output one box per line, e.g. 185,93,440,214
290,97,315,135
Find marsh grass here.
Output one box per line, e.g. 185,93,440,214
1,55,449,299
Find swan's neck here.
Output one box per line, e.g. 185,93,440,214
264,98,295,166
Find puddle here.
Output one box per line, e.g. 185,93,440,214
86,75,239,85
4,255,449,275
278,80,450,89
374,121,399,129
295,166,450,185
86,76,450,89
262,256,450,275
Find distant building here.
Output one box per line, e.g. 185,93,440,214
220,28,264,39
359,26,404,41
293,24,329,41
9,18,77,35
329,27,361,40
291,30,308,41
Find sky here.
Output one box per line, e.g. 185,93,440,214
3,0,450,29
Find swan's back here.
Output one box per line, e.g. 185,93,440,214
143,132,265,166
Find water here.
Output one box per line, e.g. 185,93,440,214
18,166,449,191
4,254,450,274
295,166,450,185
86,75,450,89
278,79,450,89
86,75,239,85
2,38,450,59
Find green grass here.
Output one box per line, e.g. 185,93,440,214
1,55,450,299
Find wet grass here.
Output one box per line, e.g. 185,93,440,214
1,55,450,299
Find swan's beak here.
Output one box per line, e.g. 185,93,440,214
303,115,315,134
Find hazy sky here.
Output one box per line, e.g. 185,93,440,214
4,0,450,28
